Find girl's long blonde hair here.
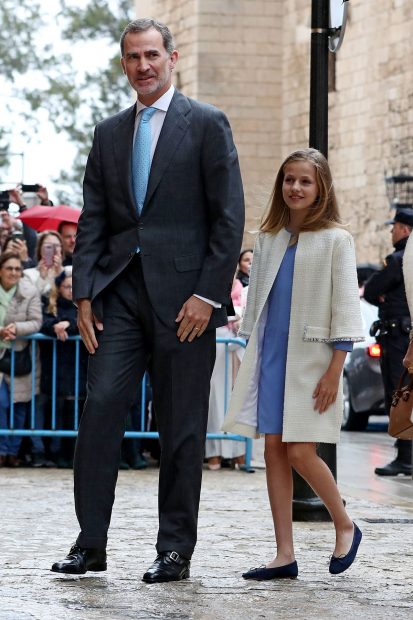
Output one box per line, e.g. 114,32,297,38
47,267,72,317
260,148,341,234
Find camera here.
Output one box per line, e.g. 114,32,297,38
41,243,56,268
11,231,24,241
21,184,40,193
0,190,9,210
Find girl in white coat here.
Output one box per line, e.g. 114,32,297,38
223,149,364,579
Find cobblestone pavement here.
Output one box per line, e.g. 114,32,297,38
1,435,413,620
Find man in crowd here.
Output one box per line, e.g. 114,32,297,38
364,208,413,476
58,222,77,266
51,18,244,582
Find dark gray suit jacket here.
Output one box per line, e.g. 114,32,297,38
73,89,245,328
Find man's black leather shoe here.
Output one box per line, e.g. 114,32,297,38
142,551,190,583
375,459,412,476
51,544,107,575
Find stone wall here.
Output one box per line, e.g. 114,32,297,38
136,0,413,262
281,0,413,262
136,0,283,249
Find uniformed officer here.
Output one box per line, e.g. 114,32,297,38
364,208,413,476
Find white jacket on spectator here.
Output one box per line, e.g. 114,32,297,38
403,234,413,315
2,276,42,402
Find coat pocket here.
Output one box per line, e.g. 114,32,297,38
174,254,203,272
303,325,331,342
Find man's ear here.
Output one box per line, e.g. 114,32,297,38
169,50,179,71
120,57,126,75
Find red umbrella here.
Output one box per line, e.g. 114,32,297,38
18,205,81,232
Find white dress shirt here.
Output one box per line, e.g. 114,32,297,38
134,86,221,309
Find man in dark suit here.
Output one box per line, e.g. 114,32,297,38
51,18,244,582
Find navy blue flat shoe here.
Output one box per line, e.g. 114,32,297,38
242,560,298,580
329,522,362,575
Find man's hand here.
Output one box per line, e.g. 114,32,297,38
403,340,413,373
175,295,213,342
36,185,51,205
77,299,103,354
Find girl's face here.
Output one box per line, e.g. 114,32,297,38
59,276,72,301
239,251,253,275
282,161,319,213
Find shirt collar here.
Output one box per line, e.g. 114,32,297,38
136,85,175,116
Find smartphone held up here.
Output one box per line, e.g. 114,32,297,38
41,243,56,268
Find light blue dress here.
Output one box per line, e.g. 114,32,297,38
257,240,352,435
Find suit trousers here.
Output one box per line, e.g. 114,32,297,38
74,255,216,557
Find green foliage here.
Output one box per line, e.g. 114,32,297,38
0,0,45,80
1,0,135,200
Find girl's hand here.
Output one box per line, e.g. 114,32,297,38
38,259,49,279
313,368,341,414
53,321,70,342
52,254,63,276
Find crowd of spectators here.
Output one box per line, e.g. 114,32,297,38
0,185,86,468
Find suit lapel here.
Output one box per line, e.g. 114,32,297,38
113,103,137,216
143,91,191,211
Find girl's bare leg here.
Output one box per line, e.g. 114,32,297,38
264,434,295,567
287,442,354,557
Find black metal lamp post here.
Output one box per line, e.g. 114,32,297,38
385,174,413,211
293,0,350,521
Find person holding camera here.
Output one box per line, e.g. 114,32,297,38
10,184,53,211
24,231,64,297
3,232,36,269
0,188,39,261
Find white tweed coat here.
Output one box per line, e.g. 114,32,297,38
222,227,364,443
403,234,413,315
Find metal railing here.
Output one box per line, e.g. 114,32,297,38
0,334,253,470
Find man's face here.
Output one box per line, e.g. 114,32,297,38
60,224,77,256
391,222,410,245
120,28,178,106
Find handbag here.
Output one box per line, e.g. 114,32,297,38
388,370,413,439
0,345,32,377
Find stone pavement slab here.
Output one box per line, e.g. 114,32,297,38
1,463,413,620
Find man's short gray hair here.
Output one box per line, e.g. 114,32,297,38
120,18,176,56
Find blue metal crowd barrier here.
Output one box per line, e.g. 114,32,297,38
0,334,254,470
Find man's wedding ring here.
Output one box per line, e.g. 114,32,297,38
408,366,413,372
194,327,200,331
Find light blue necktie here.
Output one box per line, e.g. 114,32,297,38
132,106,157,214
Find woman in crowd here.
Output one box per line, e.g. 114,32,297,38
223,149,364,579
205,276,247,471
402,234,413,371
24,231,63,297
40,267,88,467
235,249,253,288
0,252,42,467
